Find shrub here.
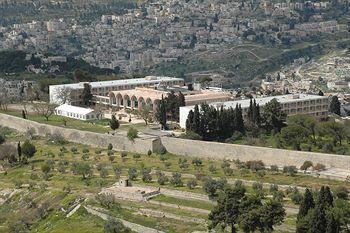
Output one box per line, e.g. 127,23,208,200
95,149,102,155
47,132,66,144
70,146,78,154
192,158,203,169
104,217,130,233
127,127,138,141
0,135,4,145
147,150,152,156
113,166,122,178
187,179,197,189
128,167,138,180
314,163,326,171
256,170,266,178
269,184,279,193
290,190,303,204
107,143,113,151
133,153,141,159
157,145,167,155
120,151,127,159
333,186,349,199
273,190,285,202
178,158,189,170
270,165,279,173
164,162,172,169
252,182,263,194
96,193,119,209
157,171,168,185
60,146,68,153
141,168,152,182
170,172,183,187
245,160,265,171
300,161,313,171
82,148,89,154
82,153,89,161
205,163,215,173
283,166,297,176
22,140,36,159
100,167,109,178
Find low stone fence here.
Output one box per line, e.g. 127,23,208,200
161,137,350,170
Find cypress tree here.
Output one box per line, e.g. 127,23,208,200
156,95,167,130
22,110,26,119
17,141,22,162
234,104,244,133
186,110,194,131
297,188,315,221
324,186,333,207
247,99,254,124
326,212,340,233
309,203,327,233
193,104,200,134
329,96,341,116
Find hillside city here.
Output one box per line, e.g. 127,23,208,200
1,0,350,233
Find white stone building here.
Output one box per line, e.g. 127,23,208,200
55,104,98,121
179,94,329,128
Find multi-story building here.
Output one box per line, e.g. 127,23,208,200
179,94,329,128
49,76,184,105
94,86,232,112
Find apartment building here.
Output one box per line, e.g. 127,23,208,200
179,94,329,128
49,76,184,105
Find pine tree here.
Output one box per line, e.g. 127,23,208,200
110,115,119,131
297,188,315,221
329,96,341,116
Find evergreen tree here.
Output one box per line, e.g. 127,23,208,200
326,212,340,233
309,203,327,233
21,110,26,119
186,110,194,131
156,95,167,130
297,188,315,221
324,186,334,207
318,90,324,96
193,104,200,133
81,83,93,106
17,141,21,162
261,98,286,133
234,104,244,133
329,96,341,116
178,91,185,107
110,115,119,131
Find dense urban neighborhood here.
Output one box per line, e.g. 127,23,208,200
1,0,350,232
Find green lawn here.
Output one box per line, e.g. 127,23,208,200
151,194,214,210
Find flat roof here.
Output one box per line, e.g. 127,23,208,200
181,94,328,110
55,104,95,115
50,76,184,90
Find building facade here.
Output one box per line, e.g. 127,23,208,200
93,86,232,112
49,76,184,105
179,94,329,128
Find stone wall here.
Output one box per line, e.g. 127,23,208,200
161,137,350,170
0,113,154,154
2,113,350,171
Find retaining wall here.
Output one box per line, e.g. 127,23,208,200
2,113,350,170
161,137,350,170
0,114,154,154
